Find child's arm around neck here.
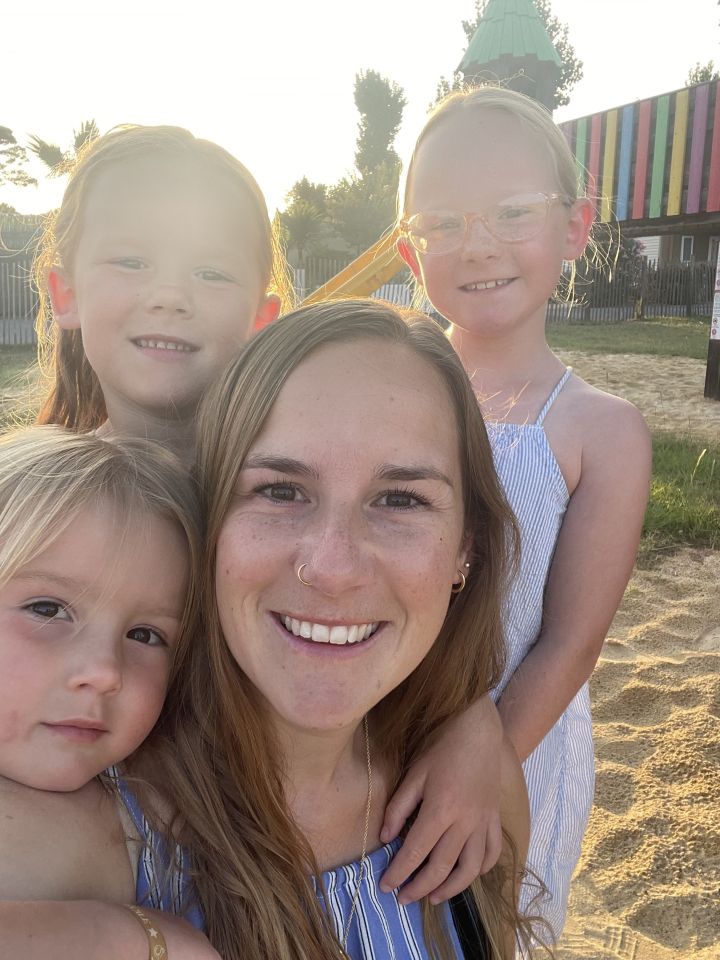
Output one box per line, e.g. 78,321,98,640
0,901,220,960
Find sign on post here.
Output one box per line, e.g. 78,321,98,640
704,256,720,401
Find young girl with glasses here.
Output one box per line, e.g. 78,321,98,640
397,85,652,944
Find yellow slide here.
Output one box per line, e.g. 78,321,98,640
301,228,404,304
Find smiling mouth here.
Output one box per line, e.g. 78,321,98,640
132,337,197,352
279,615,380,645
461,278,514,291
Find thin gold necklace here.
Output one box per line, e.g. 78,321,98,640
341,714,373,954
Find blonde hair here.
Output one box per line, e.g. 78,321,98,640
401,84,592,302
33,124,294,432
149,299,527,959
0,425,201,690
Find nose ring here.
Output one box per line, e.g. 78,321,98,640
297,563,312,586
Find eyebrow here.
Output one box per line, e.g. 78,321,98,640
242,455,319,479
14,571,182,620
14,571,88,591
242,455,453,488
374,463,455,488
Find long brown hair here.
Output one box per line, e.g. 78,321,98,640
151,299,523,959
33,124,294,432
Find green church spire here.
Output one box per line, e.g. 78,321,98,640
458,0,562,109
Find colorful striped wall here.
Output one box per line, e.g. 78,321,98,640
559,80,720,224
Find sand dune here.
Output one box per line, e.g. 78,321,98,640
552,351,719,960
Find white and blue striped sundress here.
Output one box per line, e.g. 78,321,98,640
103,793,485,958
317,839,477,958
106,768,203,928
486,368,594,944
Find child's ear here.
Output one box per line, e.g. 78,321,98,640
251,294,281,334
563,198,594,260
397,237,422,282
48,269,80,330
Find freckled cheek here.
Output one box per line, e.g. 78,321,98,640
217,519,293,587
0,710,21,743
392,534,459,592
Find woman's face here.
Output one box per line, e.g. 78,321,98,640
215,339,468,734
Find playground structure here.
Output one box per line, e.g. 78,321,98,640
304,77,720,296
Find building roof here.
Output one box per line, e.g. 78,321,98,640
459,0,562,74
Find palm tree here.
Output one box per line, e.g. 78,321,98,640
0,126,37,188
27,119,99,176
280,200,325,266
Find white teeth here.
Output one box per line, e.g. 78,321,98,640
464,278,512,291
135,338,194,352
281,616,379,646
311,624,330,643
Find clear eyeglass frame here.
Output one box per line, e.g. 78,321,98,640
401,192,572,255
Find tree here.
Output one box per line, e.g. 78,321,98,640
326,164,399,254
280,199,325,265
280,178,329,264
686,61,719,85
353,70,407,174
285,177,328,215
0,127,37,189
435,0,583,109
27,119,99,176
324,72,407,253
279,73,406,258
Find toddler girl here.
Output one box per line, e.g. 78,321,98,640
0,426,216,958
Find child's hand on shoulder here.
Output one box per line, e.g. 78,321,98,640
379,696,503,904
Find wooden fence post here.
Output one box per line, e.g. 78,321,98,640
704,256,720,401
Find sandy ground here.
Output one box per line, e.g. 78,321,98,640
551,351,719,960
559,350,720,444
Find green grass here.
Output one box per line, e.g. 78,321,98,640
0,345,37,382
547,315,710,359
0,346,41,427
640,433,720,563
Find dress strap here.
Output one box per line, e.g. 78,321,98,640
535,367,572,426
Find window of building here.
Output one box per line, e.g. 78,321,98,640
680,235,694,262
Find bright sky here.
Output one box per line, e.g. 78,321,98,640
2,0,718,217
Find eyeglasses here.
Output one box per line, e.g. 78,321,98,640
401,193,571,255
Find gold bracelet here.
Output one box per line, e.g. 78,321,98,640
125,904,169,960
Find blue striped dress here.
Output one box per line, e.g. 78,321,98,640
318,839,470,958
485,368,595,943
110,778,483,957
109,770,203,928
